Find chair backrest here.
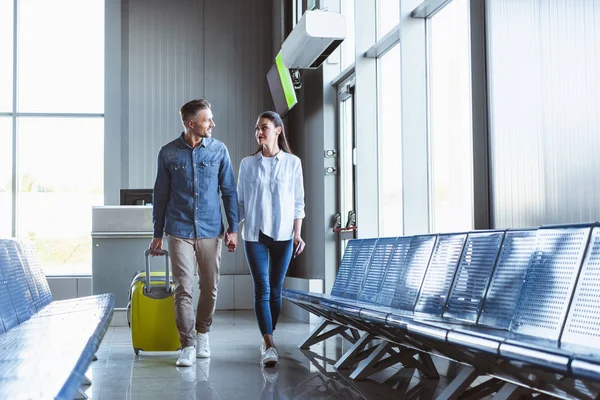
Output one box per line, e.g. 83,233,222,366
414,233,467,315
478,229,537,328
342,239,378,300
509,224,592,340
358,237,399,303
0,241,31,331
330,239,362,297
443,230,505,322
561,225,600,348
330,239,377,299
17,240,53,310
374,236,414,307
0,244,15,333
3,239,38,316
387,234,437,310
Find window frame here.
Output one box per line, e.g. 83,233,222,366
3,0,105,276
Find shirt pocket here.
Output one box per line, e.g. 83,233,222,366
275,174,290,191
170,163,191,188
245,173,258,184
199,160,219,178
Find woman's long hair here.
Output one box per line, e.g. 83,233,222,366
253,111,293,155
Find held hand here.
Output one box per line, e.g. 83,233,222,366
149,238,164,256
293,235,305,258
225,232,238,252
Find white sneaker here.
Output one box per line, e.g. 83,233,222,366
261,345,278,367
176,346,196,367
196,332,210,358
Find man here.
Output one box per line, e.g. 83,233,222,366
150,99,238,367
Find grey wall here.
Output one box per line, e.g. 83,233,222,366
106,0,276,276
284,0,339,288
286,69,328,281
125,0,273,191
487,0,600,228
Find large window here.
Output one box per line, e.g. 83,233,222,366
428,0,474,233
487,0,600,228
377,45,403,236
18,0,104,113
0,0,12,112
17,118,104,275
377,0,400,40
3,0,104,274
0,118,11,237
1,0,13,237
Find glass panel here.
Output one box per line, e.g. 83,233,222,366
340,0,355,70
377,44,402,236
377,0,400,40
339,94,355,254
340,96,355,222
0,0,13,112
428,0,474,233
0,117,11,237
487,0,600,228
18,0,104,113
17,118,104,275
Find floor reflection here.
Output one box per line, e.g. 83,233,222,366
175,359,220,400
88,311,446,399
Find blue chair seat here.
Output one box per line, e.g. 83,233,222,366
0,238,115,399
33,293,115,317
319,297,364,318
0,293,114,399
287,224,600,396
281,288,302,301
401,316,583,375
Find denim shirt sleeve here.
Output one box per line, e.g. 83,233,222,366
219,146,239,233
152,148,170,238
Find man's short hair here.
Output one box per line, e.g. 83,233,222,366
180,99,211,124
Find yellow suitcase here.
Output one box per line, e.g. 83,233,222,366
127,249,180,354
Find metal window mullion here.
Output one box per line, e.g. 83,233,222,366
15,113,105,118
470,0,491,229
331,64,356,88
412,0,454,19
425,18,434,233
364,24,400,58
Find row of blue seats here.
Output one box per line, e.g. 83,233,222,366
284,223,600,398
0,238,114,400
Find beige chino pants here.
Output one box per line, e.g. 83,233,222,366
168,235,223,348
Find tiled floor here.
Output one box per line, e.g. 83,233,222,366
86,311,464,399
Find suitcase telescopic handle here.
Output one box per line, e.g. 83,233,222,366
144,249,172,294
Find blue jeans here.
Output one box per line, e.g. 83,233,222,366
244,231,294,335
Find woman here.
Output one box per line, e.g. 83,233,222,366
237,111,306,367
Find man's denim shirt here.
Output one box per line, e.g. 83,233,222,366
152,134,238,239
